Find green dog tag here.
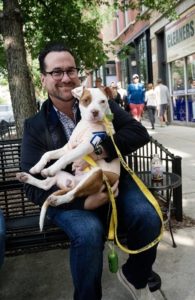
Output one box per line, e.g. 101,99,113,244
108,247,118,273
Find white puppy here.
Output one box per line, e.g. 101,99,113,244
17,86,120,230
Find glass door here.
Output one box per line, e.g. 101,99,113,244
187,54,195,122
171,59,186,121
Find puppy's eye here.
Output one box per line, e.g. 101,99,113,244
82,98,90,105
100,99,106,104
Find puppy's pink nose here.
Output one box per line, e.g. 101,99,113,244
92,110,99,117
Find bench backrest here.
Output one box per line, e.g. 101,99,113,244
0,139,40,219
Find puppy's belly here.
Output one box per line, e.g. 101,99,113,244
97,158,120,177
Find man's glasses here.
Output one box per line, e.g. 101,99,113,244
45,67,80,80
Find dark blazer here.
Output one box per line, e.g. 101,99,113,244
21,98,150,206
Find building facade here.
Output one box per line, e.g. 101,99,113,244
98,0,195,126
112,7,152,88
150,0,195,125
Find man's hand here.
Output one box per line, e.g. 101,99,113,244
84,180,119,210
72,159,90,175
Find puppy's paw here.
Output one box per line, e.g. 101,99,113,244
30,161,47,174
16,172,29,182
41,167,56,177
47,192,74,206
47,195,59,206
30,154,50,174
30,164,43,174
41,164,61,177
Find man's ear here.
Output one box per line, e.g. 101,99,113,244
72,86,84,100
41,74,46,87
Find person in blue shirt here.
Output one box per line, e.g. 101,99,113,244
127,74,145,121
0,209,5,268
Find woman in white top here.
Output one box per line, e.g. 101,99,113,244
145,83,157,129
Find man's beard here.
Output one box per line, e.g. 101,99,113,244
49,85,75,102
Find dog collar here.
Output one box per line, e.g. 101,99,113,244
94,144,103,156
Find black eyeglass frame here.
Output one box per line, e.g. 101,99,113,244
44,67,80,80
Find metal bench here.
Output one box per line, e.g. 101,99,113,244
0,138,182,256
0,139,69,256
0,121,16,141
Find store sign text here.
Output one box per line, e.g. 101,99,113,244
166,9,195,62
167,20,194,48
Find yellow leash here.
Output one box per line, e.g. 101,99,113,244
83,116,164,254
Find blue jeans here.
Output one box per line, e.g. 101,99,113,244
47,173,161,299
117,174,161,289
0,209,6,268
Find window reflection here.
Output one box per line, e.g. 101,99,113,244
187,54,195,93
188,96,195,122
171,59,185,95
172,95,186,121
138,35,147,84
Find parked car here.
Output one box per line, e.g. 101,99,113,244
0,105,15,124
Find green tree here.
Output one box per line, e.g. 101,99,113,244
20,0,107,69
0,0,37,137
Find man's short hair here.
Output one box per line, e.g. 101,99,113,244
38,42,74,74
96,77,102,82
157,78,162,84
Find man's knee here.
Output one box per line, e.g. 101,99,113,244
70,217,105,249
130,202,162,237
140,206,162,236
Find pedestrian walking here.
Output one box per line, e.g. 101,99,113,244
154,79,171,126
95,77,103,88
127,74,145,121
117,81,127,109
145,83,157,130
110,82,123,106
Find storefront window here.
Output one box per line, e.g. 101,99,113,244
187,95,195,122
171,59,185,95
138,35,148,84
187,54,195,93
186,54,195,122
172,95,186,121
105,62,116,76
121,59,128,89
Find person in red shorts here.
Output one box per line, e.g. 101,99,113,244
127,74,145,121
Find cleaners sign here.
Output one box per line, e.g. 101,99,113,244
166,9,195,62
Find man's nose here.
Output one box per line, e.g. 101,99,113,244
61,72,71,82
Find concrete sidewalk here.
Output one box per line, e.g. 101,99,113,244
144,120,195,300
0,122,195,300
144,120,195,220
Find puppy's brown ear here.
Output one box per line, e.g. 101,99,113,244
81,75,89,88
72,86,84,100
102,87,113,100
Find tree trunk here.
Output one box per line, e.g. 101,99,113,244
0,0,37,138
